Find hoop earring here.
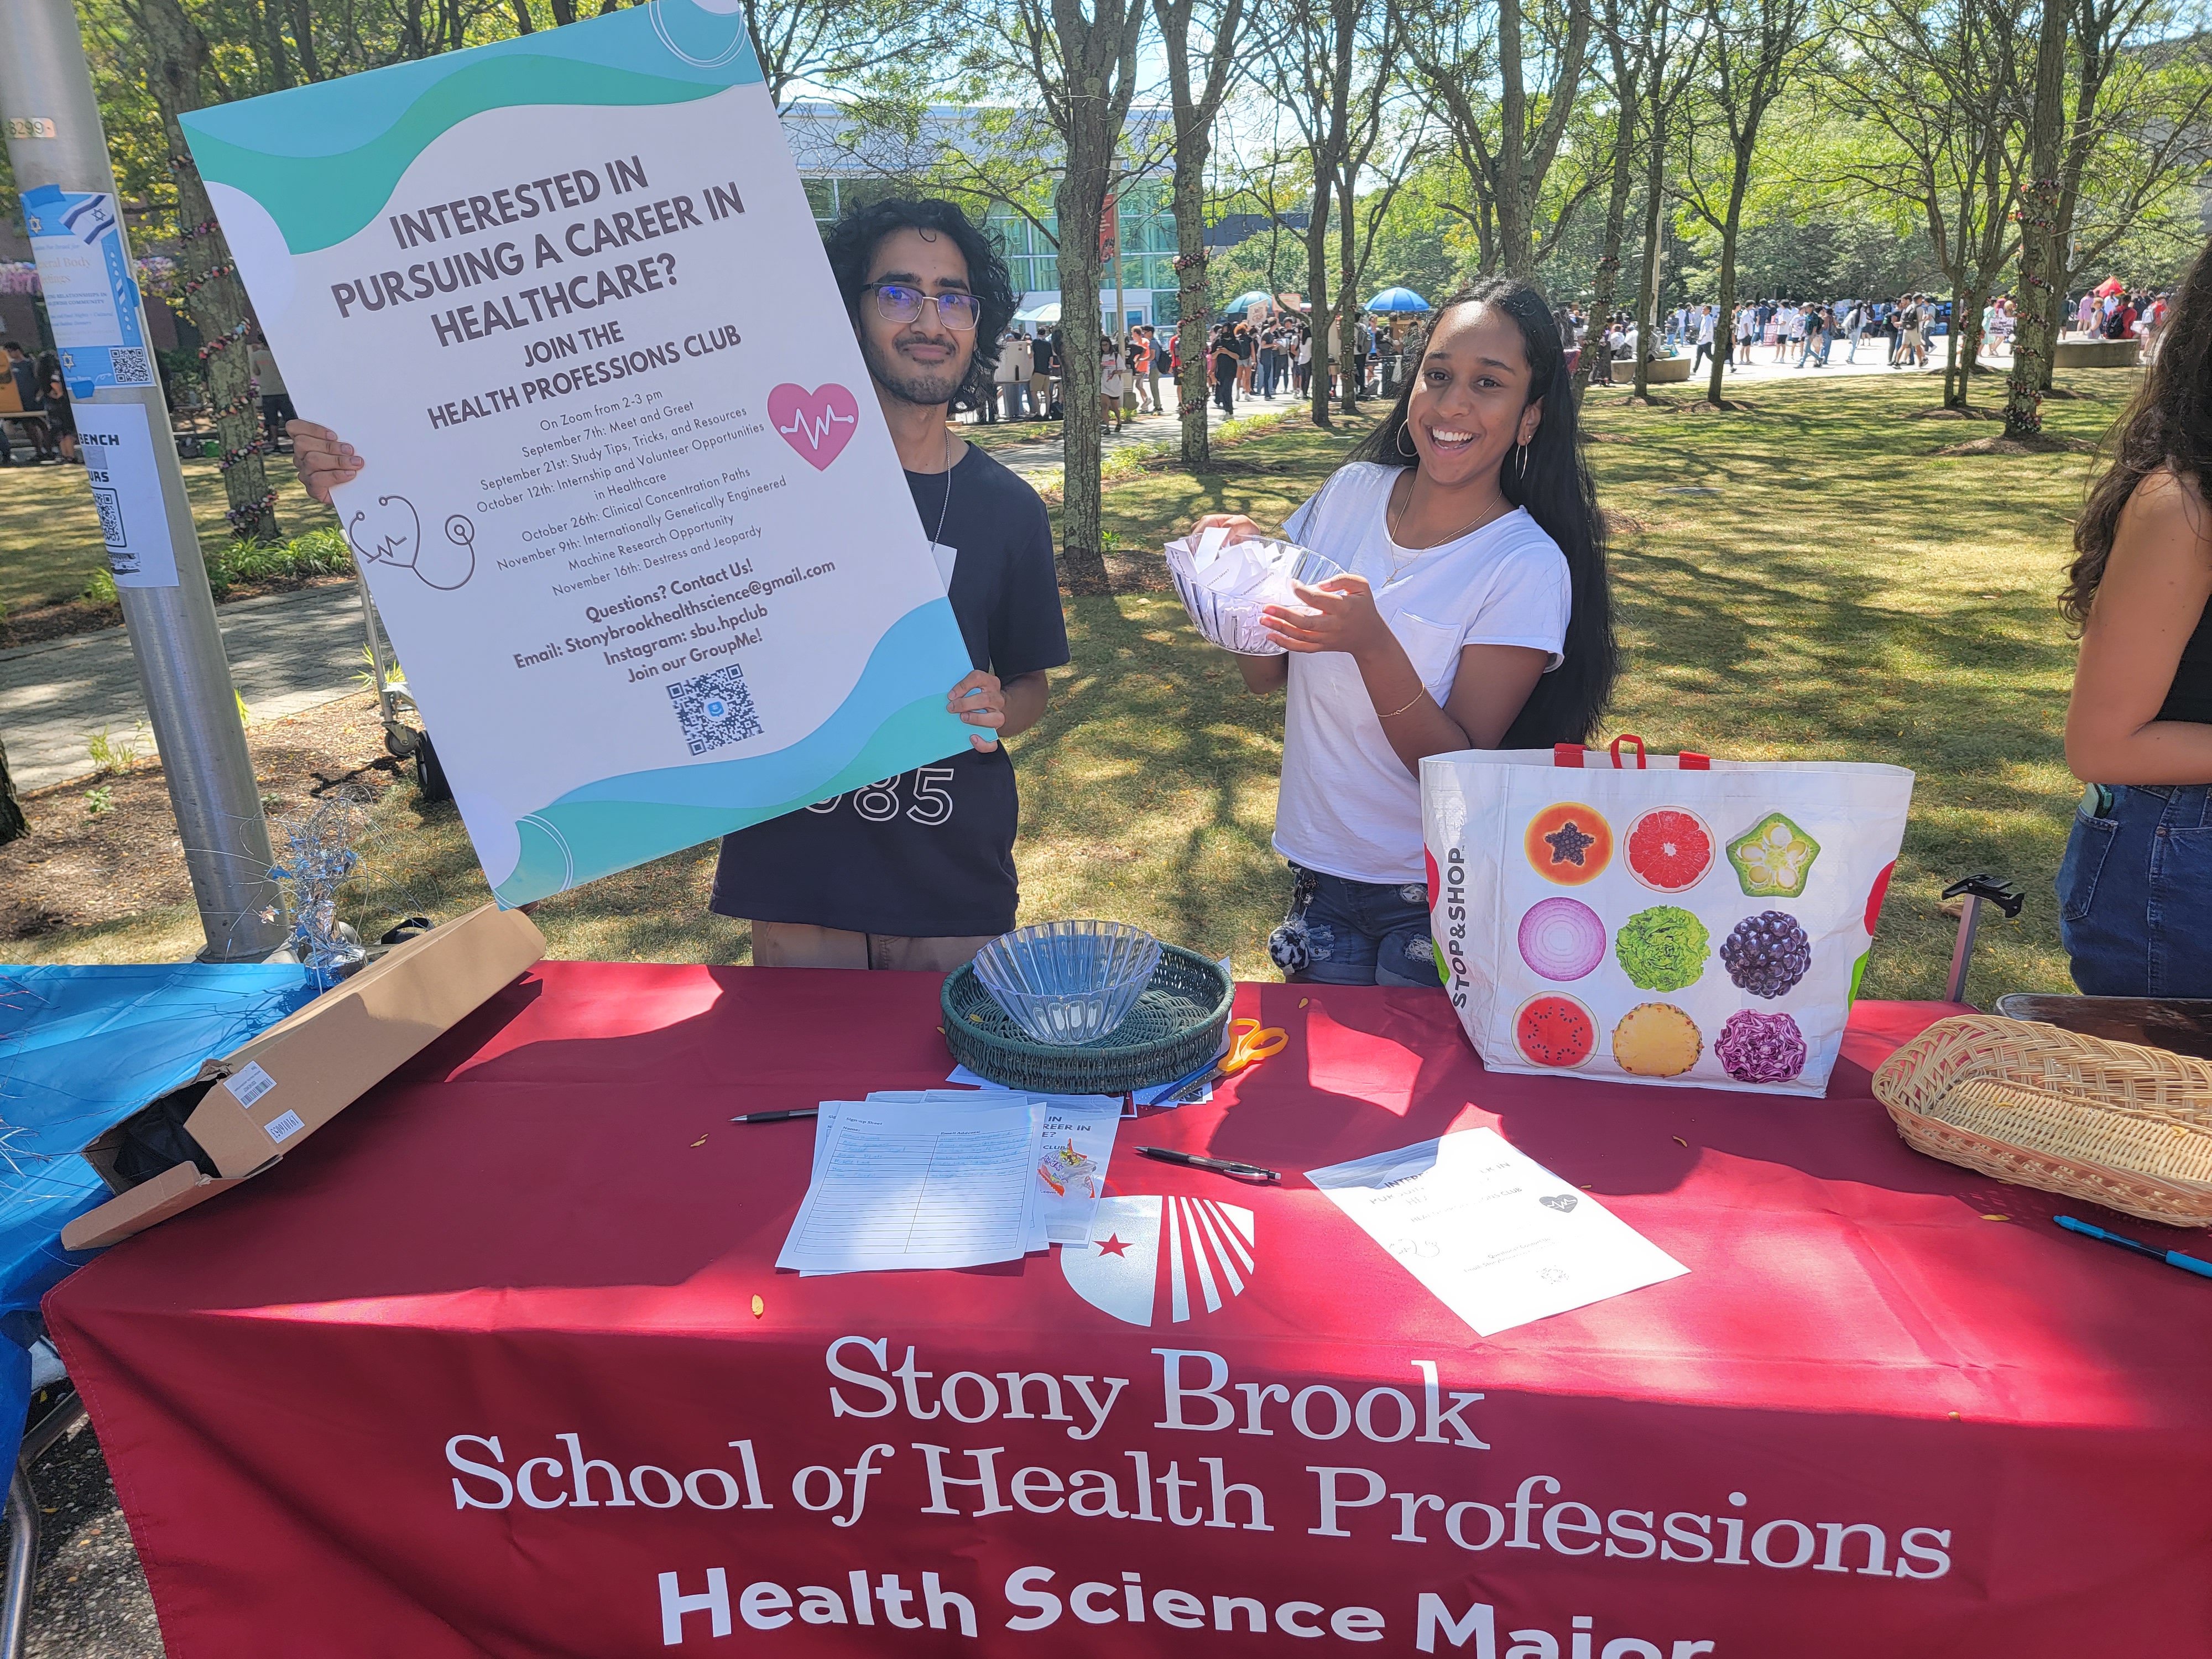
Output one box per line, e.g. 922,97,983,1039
1395,423,1417,459
1516,442,1528,479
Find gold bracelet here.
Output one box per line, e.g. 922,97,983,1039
1377,687,1427,720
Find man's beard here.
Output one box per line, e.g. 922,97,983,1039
860,329,969,408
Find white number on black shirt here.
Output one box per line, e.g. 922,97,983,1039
906,766,956,825
799,767,959,825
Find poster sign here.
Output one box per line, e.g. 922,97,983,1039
75,403,180,588
180,1,976,906
21,184,156,399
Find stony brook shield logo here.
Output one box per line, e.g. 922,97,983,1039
1060,1195,1254,1326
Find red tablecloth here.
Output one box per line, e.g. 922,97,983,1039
45,967,2212,1657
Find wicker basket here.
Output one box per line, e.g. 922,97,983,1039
943,944,1233,1095
1871,1015,2212,1227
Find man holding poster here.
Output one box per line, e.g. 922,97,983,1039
201,1,1024,914
296,196,1068,969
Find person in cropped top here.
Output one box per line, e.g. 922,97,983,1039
2058,238,2212,997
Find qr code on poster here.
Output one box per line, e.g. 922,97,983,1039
669,662,764,755
90,487,128,554
108,347,152,386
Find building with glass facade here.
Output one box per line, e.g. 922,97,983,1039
784,103,1182,330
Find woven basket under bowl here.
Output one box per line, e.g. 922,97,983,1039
1871,1014,2212,1227
943,944,1233,1094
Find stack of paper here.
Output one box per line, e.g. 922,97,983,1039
778,1090,1120,1275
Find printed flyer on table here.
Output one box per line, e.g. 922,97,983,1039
180,0,974,905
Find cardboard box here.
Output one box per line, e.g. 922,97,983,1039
62,904,545,1250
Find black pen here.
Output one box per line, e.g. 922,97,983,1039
1137,1146,1280,1182
730,1108,820,1124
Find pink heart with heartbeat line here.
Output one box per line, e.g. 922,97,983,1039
767,383,860,470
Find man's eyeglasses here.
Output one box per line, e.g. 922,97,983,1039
863,283,982,332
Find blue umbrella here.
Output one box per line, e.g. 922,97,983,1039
1366,286,1430,312
1225,290,1275,316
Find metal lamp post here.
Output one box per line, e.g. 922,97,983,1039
0,0,285,960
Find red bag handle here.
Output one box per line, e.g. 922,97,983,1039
1553,733,1712,770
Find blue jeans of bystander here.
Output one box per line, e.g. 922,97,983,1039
1267,863,1441,988
2056,783,2212,997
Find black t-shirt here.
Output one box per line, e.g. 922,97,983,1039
709,444,1070,937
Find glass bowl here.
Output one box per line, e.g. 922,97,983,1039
971,920,1165,1046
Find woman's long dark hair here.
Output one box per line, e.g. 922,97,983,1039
2066,239,2212,627
1344,276,1617,748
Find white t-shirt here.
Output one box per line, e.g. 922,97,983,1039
1697,312,1717,344
1274,462,1572,885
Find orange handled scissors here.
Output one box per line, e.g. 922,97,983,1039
1221,1018,1288,1074
1157,1019,1288,1106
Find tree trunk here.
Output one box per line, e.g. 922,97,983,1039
1306,173,1334,429
1704,155,1749,408
1942,284,1963,407
1055,158,1111,594
0,737,24,846
1577,35,1638,407
288,0,321,80
1336,173,1360,414
1155,0,1245,467
1171,170,1212,466
1632,105,1666,401
1496,0,1532,277
2006,0,2068,435
141,0,281,542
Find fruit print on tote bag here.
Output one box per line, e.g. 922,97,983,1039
1420,739,1913,1096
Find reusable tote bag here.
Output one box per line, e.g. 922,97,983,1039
1423,737,1914,1096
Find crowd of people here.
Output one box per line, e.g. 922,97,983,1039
1565,287,2174,380
966,311,1412,427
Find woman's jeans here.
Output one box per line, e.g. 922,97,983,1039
2056,783,2212,996
1268,863,1441,988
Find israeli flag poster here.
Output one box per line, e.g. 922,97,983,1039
182,2,974,905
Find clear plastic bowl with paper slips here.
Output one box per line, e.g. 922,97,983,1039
1164,529,1344,656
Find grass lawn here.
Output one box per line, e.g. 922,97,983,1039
0,453,336,612
7,369,2125,1009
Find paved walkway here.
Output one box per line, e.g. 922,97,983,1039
0,583,368,794
970,394,1317,474
1612,344,2026,385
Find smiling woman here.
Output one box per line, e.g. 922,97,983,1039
1175,276,1618,989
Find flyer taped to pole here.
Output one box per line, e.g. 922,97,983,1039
180,3,977,906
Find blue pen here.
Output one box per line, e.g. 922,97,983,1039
2054,1215,2212,1280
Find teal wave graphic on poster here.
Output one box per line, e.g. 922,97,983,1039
178,4,761,253
493,601,974,906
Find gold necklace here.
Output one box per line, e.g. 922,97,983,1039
1386,476,1505,579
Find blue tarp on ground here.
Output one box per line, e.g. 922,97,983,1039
0,963,318,1467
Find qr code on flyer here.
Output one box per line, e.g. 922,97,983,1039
108,347,152,386
90,487,130,556
669,662,764,755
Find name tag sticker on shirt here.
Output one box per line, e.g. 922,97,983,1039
931,542,959,595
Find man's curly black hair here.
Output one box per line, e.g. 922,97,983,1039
823,197,1018,416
